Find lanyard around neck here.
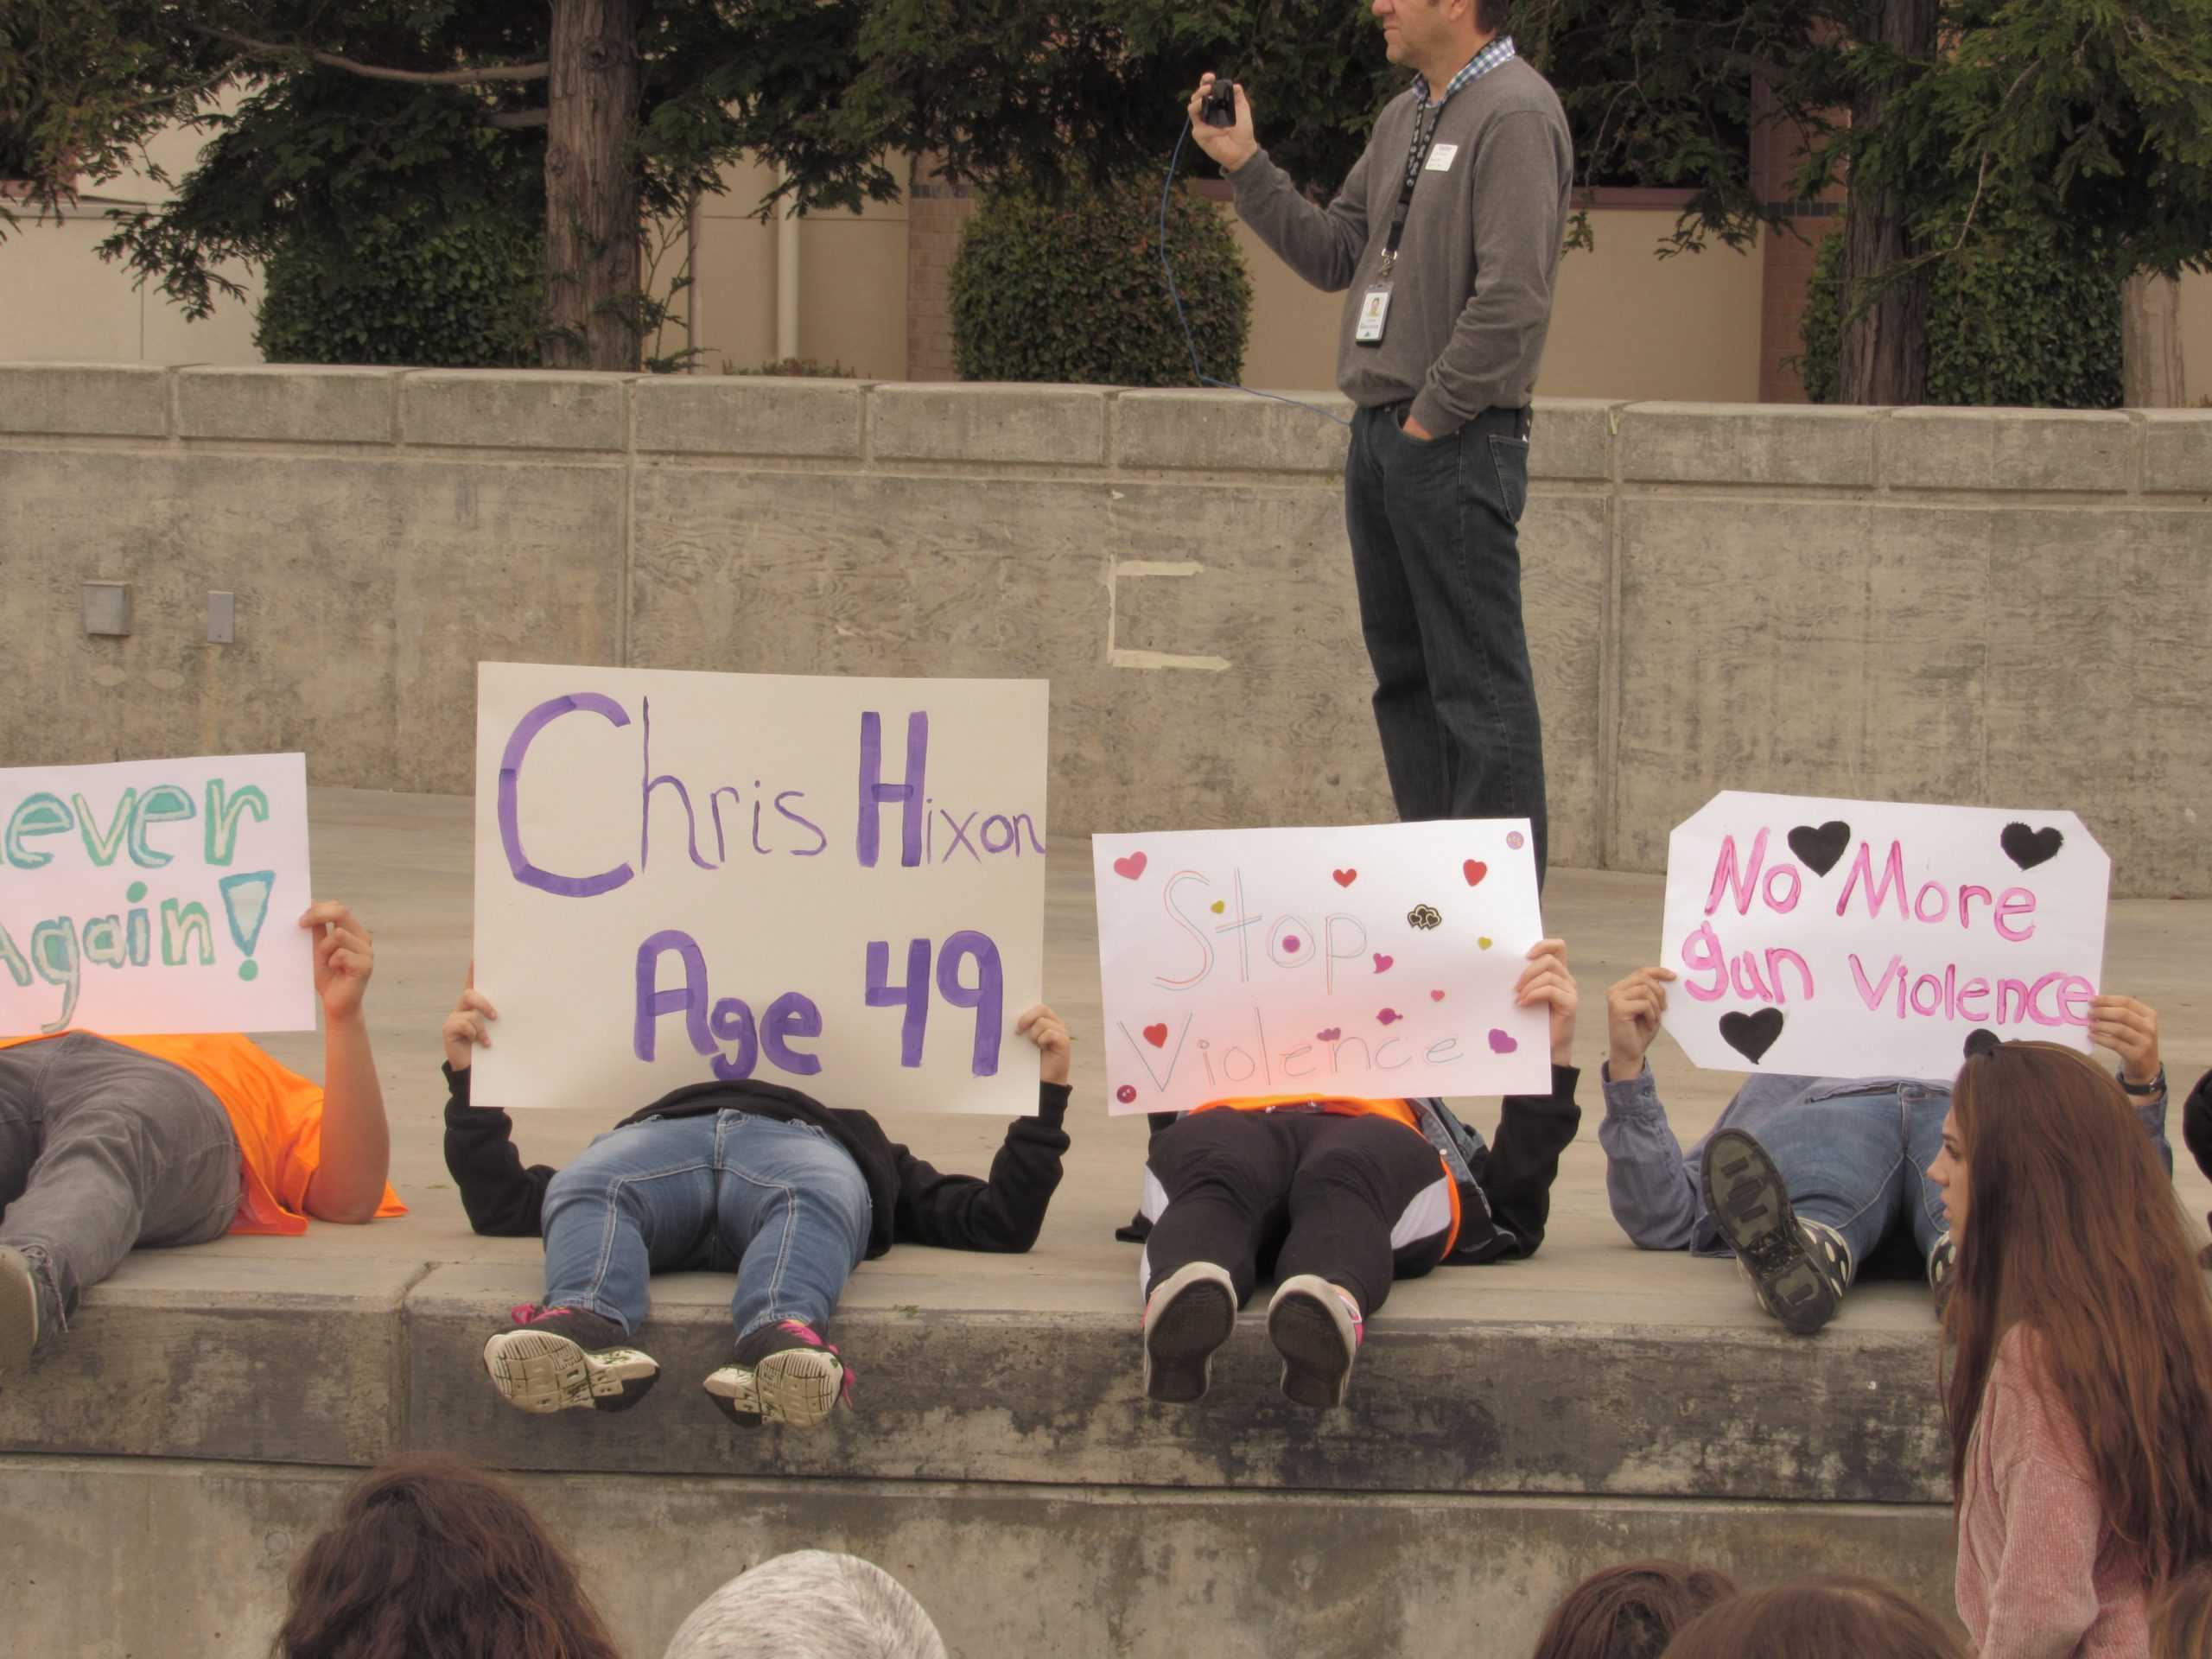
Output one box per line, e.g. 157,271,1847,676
1380,100,1445,275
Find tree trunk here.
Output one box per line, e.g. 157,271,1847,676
2120,272,2186,408
543,0,641,371
1837,0,1937,406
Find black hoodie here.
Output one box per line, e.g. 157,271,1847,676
442,1064,1071,1257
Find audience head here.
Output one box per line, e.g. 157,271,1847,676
273,1459,621,1659
1931,1039,2212,1583
663,1550,947,1659
1658,1575,1964,1659
2152,1560,2212,1659
1530,1560,1738,1659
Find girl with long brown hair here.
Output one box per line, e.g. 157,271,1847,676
1928,1037,2212,1656
273,1460,623,1659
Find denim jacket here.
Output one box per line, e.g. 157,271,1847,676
1599,1064,2173,1257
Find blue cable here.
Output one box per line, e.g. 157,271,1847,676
1158,117,1352,429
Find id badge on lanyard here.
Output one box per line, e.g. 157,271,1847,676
1355,105,1440,349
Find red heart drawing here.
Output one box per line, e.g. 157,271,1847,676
1430,989,1446,1002
1487,1027,1518,1054
1318,1027,1342,1043
1114,852,1148,880
1373,953,1394,973
1332,868,1357,887
1463,859,1488,887
1142,1023,1169,1048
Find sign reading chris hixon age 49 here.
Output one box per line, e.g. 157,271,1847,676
472,663,1047,1114
0,753,316,1037
1093,821,1549,1116
1659,792,2110,1081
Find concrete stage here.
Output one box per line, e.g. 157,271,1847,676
5,790,2207,1656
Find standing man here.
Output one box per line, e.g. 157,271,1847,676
1188,2,1571,880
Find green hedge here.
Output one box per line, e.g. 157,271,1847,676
256,213,543,368
1800,224,2122,408
952,178,1251,386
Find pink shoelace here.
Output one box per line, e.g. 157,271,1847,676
774,1320,858,1408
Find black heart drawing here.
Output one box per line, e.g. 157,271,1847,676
1962,1027,2002,1060
1999,822,2064,871
1719,1008,1785,1065
1786,820,1853,878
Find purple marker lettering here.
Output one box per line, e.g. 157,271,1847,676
867,938,931,1065
634,929,713,1059
856,712,929,868
774,791,828,856
763,991,825,1076
639,697,716,872
709,997,759,1080
937,930,1004,1077
501,693,635,897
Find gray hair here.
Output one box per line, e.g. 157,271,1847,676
663,1551,948,1659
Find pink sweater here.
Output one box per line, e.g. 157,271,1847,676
1955,1334,2151,1657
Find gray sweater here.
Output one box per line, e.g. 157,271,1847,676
1229,57,1572,437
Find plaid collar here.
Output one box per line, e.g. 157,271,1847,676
1411,34,1516,106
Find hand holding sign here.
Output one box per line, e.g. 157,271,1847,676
1659,792,2110,1081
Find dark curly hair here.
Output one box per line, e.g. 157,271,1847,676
1529,1560,1738,1659
273,1460,622,1659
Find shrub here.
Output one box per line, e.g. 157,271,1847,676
723,356,860,377
951,176,1251,386
256,213,543,368
1799,222,2122,408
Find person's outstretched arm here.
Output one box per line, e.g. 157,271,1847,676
1595,966,1701,1251
300,902,390,1224
890,1004,1072,1252
1190,77,1376,294
439,979,556,1237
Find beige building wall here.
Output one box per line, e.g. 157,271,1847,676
2185,270,2212,407
1230,203,1764,403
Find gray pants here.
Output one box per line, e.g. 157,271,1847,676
0,1033,242,1351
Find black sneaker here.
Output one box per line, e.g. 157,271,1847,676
1702,1129,1852,1336
703,1320,852,1429
1266,1274,1363,1409
1141,1262,1237,1405
1928,1231,1958,1320
481,1304,660,1413
0,1246,41,1371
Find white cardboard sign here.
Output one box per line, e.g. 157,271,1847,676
473,663,1047,1113
1660,791,2110,1081
1092,821,1548,1116
0,753,316,1037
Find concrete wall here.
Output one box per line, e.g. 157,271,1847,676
4,364,2208,893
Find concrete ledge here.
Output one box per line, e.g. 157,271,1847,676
1880,407,2138,493
1531,398,1619,480
0,361,168,437
400,370,630,452
1116,389,1353,474
0,1456,1959,1659
871,383,1106,466
633,375,868,458
0,1255,416,1465
402,1265,1943,1503
1620,402,1874,487
2143,410,2212,496
177,365,397,444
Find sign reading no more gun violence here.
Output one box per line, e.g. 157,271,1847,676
0,752,316,1037
473,663,1048,1113
1659,791,2110,1081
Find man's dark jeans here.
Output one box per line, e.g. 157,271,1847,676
1344,402,1547,881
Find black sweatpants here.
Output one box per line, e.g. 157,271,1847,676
1140,1109,1454,1318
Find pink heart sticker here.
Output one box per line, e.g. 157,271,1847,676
1377,1008,1402,1026
1430,989,1446,1002
1318,1027,1342,1043
1142,1023,1168,1048
1486,1027,1517,1054
1373,953,1394,973
1332,868,1357,887
1113,852,1148,880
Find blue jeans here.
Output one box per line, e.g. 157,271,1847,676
1344,403,1548,880
541,1110,871,1342
1753,1085,1949,1276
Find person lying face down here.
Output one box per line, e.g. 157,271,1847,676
442,979,1075,1430
0,902,402,1369
1130,940,1583,1411
1596,964,2172,1335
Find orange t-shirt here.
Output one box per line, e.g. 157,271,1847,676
1192,1094,1460,1253
0,1032,405,1236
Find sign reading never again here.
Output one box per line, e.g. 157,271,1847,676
1093,820,1550,1115
472,663,1049,1113
1659,791,2110,1081
0,752,316,1037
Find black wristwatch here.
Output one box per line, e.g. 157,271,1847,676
2120,1065,2166,1097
